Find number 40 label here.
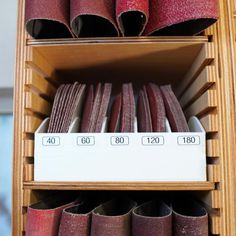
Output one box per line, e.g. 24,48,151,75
42,136,60,146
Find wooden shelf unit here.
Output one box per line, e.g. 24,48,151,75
13,0,236,235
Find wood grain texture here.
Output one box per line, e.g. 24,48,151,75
23,182,215,191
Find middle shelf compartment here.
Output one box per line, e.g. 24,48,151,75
23,37,219,189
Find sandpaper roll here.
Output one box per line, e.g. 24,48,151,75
70,0,119,37
26,195,78,236
48,84,65,133
88,83,102,132
146,83,166,132
138,87,153,132
54,84,72,133
58,202,97,236
128,83,136,132
132,200,172,236
63,83,86,133
144,0,219,36
80,85,94,132
60,83,81,133
121,84,130,132
48,84,71,133
108,93,122,132
172,198,208,236
57,84,75,133
116,0,149,36
160,85,189,132
108,93,122,133
25,0,73,39
95,83,112,132
91,198,137,236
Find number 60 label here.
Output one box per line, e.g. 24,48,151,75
177,136,200,145
77,136,95,146
42,136,60,146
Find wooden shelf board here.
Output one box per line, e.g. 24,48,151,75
24,181,215,191
27,36,208,46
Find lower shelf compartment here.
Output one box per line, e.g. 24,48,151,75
23,181,215,191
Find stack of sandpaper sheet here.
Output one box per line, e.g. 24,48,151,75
48,82,189,133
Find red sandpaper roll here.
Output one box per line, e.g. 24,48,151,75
95,83,112,132
25,0,73,39
26,195,77,236
160,85,189,132
144,0,219,36
58,203,93,236
138,88,152,132
48,84,65,133
80,85,94,132
109,93,122,132
146,83,166,132
116,0,149,36
121,84,131,132
70,0,119,37
128,83,136,132
88,83,102,132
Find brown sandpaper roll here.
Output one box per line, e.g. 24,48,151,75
88,83,102,132
132,200,172,236
62,83,86,133
121,83,135,132
116,0,149,36
58,202,97,236
54,84,72,133
137,89,152,132
26,194,78,236
144,0,219,36
128,83,136,132
25,0,73,39
160,85,189,132
121,84,131,132
60,83,81,133
91,198,137,236
48,84,65,133
94,83,112,132
70,0,119,37
146,83,166,132
80,85,94,132
108,93,122,132
173,198,208,236
48,84,71,133
57,84,75,133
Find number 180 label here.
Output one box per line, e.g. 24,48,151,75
177,136,200,145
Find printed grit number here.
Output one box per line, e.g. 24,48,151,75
177,136,200,145
142,136,164,146
42,136,60,146
77,136,95,146
111,136,129,146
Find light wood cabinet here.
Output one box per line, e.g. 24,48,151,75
13,0,236,235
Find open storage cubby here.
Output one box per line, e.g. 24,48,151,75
13,0,236,235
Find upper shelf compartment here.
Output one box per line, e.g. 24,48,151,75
28,37,208,84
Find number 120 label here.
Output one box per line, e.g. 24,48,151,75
142,136,164,146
